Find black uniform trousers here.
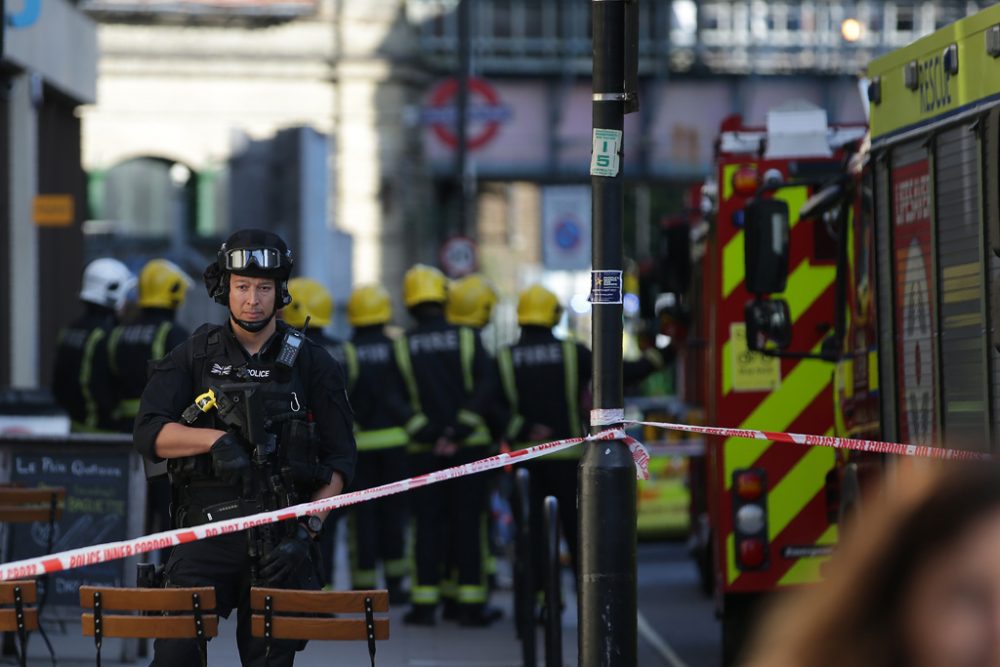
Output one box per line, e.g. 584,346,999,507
526,458,580,592
410,448,489,606
151,531,320,667
349,445,409,587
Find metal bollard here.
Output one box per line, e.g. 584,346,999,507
513,467,536,667
543,495,563,667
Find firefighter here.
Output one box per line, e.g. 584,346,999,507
283,277,346,363
282,276,346,589
342,284,414,603
108,258,193,430
399,264,499,627
133,229,356,666
443,273,503,618
497,284,667,598
107,258,192,560
53,258,136,433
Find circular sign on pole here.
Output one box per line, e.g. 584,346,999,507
553,215,583,252
426,77,511,151
440,236,478,278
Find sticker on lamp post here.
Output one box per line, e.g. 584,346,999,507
589,270,623,305
590,128,622,177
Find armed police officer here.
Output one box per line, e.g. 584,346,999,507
133,230,356,667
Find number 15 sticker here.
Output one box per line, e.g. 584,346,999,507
590,128,622,177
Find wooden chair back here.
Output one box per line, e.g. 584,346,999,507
0,581,38,667
79,586,218,639
249,588,389,666
80,586,218,667
0,486,65,524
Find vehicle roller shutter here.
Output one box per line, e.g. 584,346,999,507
935,124,989,448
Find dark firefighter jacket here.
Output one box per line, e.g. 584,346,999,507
52,307,118,432
107,308,189,430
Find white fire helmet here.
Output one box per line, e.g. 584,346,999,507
79,258,136,311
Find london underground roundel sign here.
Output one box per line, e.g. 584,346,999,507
426,77,511,151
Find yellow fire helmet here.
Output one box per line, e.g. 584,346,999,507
347,284,393,327
446,273,498,328
403,264,447,308
138,259,193,310
285,277,333,328
517,284,562,328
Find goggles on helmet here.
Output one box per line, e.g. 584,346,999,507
223,247,284,272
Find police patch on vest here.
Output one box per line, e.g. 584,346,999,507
210,363,233,376
243,367,271,379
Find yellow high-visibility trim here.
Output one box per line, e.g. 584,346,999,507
721,163,740,202
784,261,836,321
411,586,439,604
459,326,476,394
722,230,746,300
943,274,980,292
80,328,107,431
766,441,835,541
725,532,740,586
356,427,409,450
384,558,409,578
840,359,854,400
945,313,982,328
778,524,839,587
725,433,836,585
943,288,981,304
722,338,734,397
394,337,423,414
342,342,359,392
107,326,124,378
457,585,487,604
868,351,879,392
724,347,831,488
151,321,171,362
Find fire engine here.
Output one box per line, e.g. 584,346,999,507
692,103,866,662
722,3,1000,660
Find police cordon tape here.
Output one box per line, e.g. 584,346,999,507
0,419,986,581
0,428,648,582
624,420,990,461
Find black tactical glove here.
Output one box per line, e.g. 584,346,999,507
259,524,312,585
210,432,253,497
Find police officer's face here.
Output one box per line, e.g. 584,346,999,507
229,275,277,322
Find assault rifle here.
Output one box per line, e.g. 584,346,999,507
184,382,300,584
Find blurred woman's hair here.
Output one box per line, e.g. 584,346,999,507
742,460,1000,667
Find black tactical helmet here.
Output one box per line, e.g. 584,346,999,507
204,229,294,307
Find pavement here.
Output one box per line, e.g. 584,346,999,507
9,541,720,667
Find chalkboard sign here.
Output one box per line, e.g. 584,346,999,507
7,449,131,608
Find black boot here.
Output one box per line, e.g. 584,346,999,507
403,604,436,626
386,577,409,605
442,597,460,621
457,603,503,627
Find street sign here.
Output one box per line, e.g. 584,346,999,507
542,185,591,270
590,128,622,177
439,236,478,278
33,194,75,227
423,77,512,151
